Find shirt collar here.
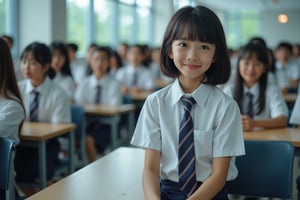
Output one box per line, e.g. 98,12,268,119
90,74,108,87
24,76,51,95
171,78,211,108
243,83,259,97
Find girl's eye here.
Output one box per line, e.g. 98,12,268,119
178,43,187,47
200,45,209,50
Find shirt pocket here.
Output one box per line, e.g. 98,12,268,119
194,129,213,159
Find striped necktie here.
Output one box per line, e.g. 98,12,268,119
246,92,254,118
30,90,39,121
132,71,138,86
178,96,197,197
95,85,101,104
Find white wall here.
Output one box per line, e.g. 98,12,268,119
261,9,300,48
19,0,66,53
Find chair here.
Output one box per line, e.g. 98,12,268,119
227,140,294,199
0,137,15,200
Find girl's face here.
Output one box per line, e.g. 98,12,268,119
91,51,109,78
169,39,216,84
51,50,66,72
20,51,48,86
239,54,266,88
127,47,143,67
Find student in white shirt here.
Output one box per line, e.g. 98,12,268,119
131,6,245,200
274,42,300,94
289,94,300,127
15,42,71,190
75,46,122,162
49,41,76,102
223,42,288,131
115,44,155,97
0,38,25,144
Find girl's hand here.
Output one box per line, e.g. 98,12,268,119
241,115,253,131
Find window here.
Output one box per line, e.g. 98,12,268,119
119,3,134,44
0,0,6,34
66,0,89,52
225,11,260,49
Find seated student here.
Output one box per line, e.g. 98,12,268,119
0,38,25,199
115,44,155,97
274,42,300,94
67,42,86,86
74,46,122,162
223,42,288,131
149,47,173,89
14,42,71,196
289,94,300,127
49,41,76,102
109,50,123,78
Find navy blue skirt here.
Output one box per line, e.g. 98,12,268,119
160,179,229,200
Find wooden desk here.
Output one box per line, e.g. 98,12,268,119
284,93,297,104
20,122,76,189
130,91,152,101
244,128,300,148
84,104,136,149
27,147,145,200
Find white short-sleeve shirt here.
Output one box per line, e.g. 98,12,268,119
131,79,245,182
223,83,288,119
74,74,122,106
18,77,71,123
290,94,300,125
52,72,76,101
0,95,25,144
115,64,155,90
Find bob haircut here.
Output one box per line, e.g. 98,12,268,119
160,5,230,85
233,42,269,115
21,42,52,66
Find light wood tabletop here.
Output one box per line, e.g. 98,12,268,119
130,91,152,101
244,128,300,147
21,122,76,141
284,93,297,103
84,104,136,116
26,147,145,200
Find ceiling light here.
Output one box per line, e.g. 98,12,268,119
278,14,288,23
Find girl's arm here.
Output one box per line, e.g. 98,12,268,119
188,157,231,200
143,148,161,200
242,115,287,131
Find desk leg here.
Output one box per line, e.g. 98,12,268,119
128,111,135,141
69,131,75,172
38,141,46,189
111,116,119,149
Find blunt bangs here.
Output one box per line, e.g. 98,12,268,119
170,8,217,44
239,43,268,67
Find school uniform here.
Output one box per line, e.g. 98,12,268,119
131,79,245,199
52,72,76,101
115,64,155,91
70,60,87,86
223,83,289,119
15,77,71,182
290,94,300,125
0,95,24,144
74,74,122,150
274,60,300,89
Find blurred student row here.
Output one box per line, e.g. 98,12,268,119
1,32,300,198
0,35,174,198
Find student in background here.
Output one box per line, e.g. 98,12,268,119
15,42,71,195
274,41,300,94
0,38,25,143
74,46,122,162
0,38,25,199
223,43,288,131
109,50,123,77
67,42,86,86
289,94,300,127
149,47,173,89
118,42,129,65
85,42,99,76
49,41,76,102
131,5,245,200
115,44,155,97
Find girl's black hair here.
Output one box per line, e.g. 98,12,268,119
110,50,123,68
160,5,230,85
233,42,269,115
20,42,52,66
48,41,73,79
